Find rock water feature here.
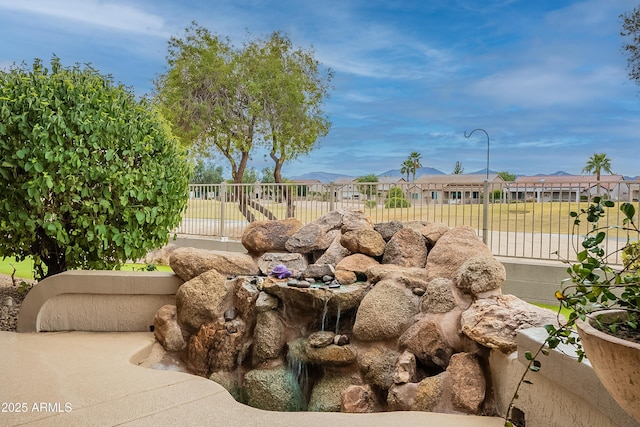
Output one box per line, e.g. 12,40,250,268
153,209,558,415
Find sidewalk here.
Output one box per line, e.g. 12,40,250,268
0,331,504,427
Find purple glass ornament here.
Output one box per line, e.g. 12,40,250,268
270,264,292,279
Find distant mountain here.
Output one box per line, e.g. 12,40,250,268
288,171,354,182
378,167,445,178
466,168,501,175
534,171,572,176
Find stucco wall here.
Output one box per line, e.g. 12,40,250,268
17,270,182,333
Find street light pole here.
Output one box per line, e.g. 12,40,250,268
464,129,490,245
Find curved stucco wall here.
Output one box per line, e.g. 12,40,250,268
17,270,182,333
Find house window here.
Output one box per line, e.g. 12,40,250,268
472,191,479,199
431,191,438,200
411,192,419,200
451,191,462,199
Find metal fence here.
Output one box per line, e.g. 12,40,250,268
177,180,640,263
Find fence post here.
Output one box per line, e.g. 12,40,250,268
482,180,489,245
220,183,226,237
329,182,335,211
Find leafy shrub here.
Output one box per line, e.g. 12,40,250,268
0,58,191,279
385,197,411,208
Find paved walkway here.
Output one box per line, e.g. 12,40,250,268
0,331,504,427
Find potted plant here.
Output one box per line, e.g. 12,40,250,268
506,197,640,426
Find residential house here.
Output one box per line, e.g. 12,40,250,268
508,175,629,202
375,176,409,200
414,174,506,204
332,177,359,200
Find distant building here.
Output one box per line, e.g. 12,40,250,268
508,175,629,202
414,174,505,204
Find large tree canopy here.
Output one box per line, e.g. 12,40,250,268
154,23,332,220
622,5,640,86
0,58,191,279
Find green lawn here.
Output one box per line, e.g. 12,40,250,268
533,302,572,320
0,257,172,280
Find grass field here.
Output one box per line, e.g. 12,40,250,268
182,198,638,239
0,257,172,280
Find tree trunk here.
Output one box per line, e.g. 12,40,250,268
32,228,66,279
271,152,295,218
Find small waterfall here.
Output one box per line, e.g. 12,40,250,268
335,303,341,335
286,343,309,410
320,298,329,332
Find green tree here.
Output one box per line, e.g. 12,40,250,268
408,151,422,181
250,32,332,184
452,161,464,174
155,24,331,221
355,174,378,200
154,24,249,182
191,160,224,184
0,58,191,280
400,159,413,181
498,171,516,181
582,153,613,197
260,167,275,183
621,6,640,86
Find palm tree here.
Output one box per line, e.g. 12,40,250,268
408,151,422,181
400,159,413,181
582,153,613,197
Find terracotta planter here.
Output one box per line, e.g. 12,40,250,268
576,309,640,423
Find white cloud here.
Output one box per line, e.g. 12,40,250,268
0,0,169,37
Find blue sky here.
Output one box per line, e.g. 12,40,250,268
1,0,639,178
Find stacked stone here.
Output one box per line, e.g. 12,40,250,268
153,208,559,415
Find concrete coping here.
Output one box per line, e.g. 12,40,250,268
16,270,183,333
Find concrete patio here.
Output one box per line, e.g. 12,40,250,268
0,331,503,427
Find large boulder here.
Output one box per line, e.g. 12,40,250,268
353,280,419,341
287,338,357,366
448,352,486,414
185,319,247,376
257,252,308,276
335,254,380,279
153,304,186,352
241,218,303,254
170,247,259,282
374,221,404,242
340,209,374,232
421,278,457,313
285,210,345,253
357,347,400,389
285,224,336,253
419,222,450,247
175,269,234,334
341,384,381,413
413,373,447,412
314,234,350,265
244,367,303,411
425,226,491,281
308,374,354,412
340,229,386,257
399,317,453,369
461,294,560,353
387,382,418,411
365,264,429,291
252,311,285,365
382,228,428,268
455,253,506,296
